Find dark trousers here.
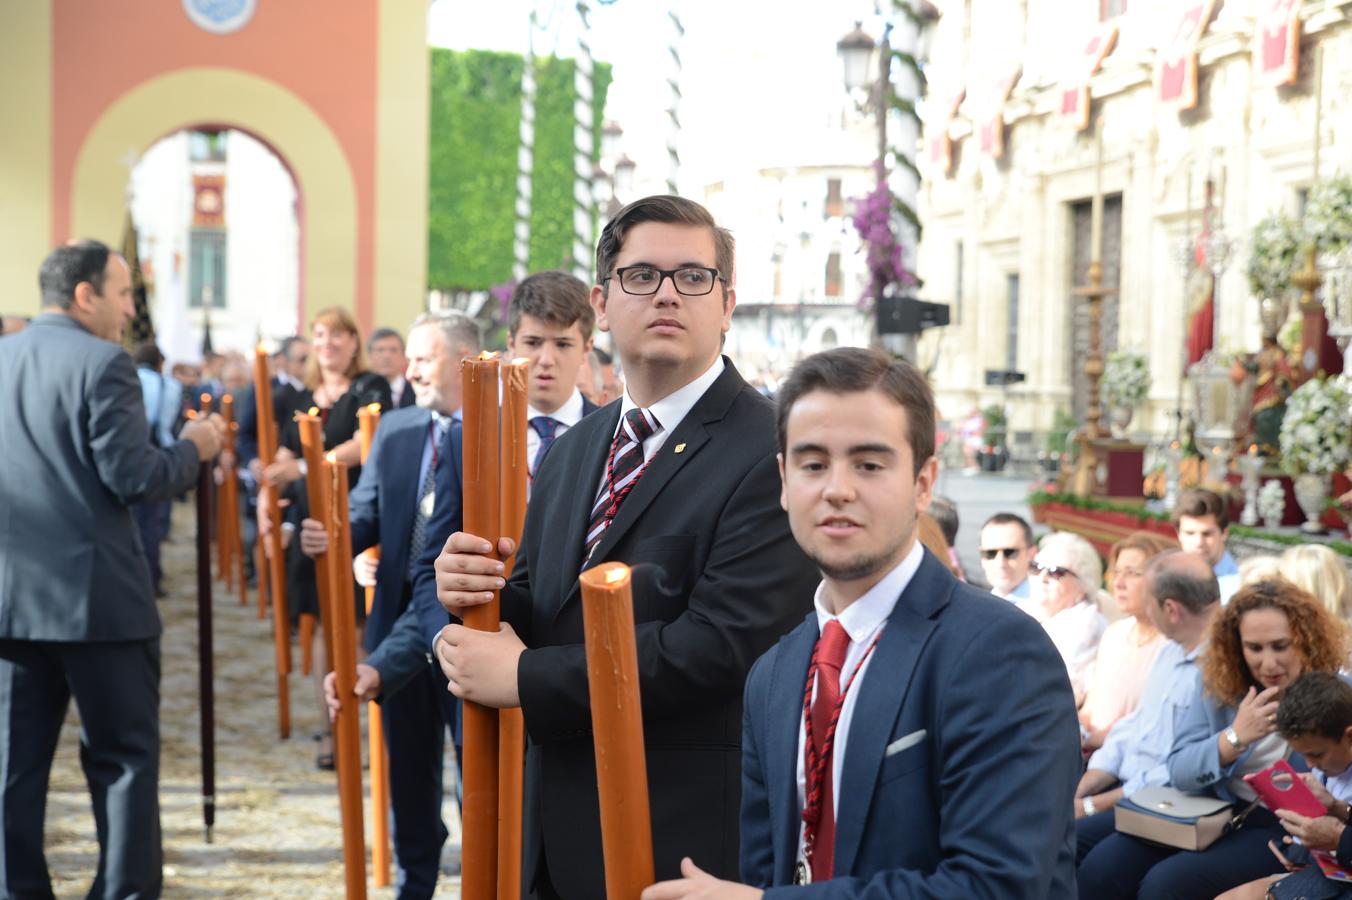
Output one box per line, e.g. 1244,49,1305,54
131,500,170,589
1078,807,1285,900
0,638,161,900
381,664,451,900
1076,808,1118,864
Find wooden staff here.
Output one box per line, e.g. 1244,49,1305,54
357,403,391,887
579,562,655,899
192,400,218,843
253,345,291,739
325,453,368,900
498,359,528,899
461,354,501,900
255,539,269,620
297,411,334,679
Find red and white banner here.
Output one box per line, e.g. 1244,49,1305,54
928,89,965,176
978,69,1020,160
1254,0,1302,88
1155,0,1217,110
1060,23,1118,132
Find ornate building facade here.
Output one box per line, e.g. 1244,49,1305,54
916,0,1351,433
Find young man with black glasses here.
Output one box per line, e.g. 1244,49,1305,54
429,195,818,898
978,512,1036,600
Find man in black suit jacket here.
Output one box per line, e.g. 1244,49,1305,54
369,327,416,409
0,241,225,898
432,196,818,898
644,349,1079,900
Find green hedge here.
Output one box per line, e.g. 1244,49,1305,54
427,48,612,294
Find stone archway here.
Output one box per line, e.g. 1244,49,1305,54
69,68,358,328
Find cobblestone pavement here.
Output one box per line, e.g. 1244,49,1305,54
44,502,463,898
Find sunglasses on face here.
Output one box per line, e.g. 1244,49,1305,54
980,547,1023,561
1031,560,1075,580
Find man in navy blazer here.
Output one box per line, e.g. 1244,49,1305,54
302,311,480,899
645,348,1080,900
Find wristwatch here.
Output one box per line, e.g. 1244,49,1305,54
1224,726,1247,751
1082,797,1096,817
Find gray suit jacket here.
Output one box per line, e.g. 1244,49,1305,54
0,313,200,641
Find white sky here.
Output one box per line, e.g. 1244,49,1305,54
426,0,881,195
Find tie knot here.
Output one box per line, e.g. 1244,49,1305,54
818,620,850,672
530,416,560,441
622,408,658,443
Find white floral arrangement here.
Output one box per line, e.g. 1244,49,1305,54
1247,213,1302,299
1305,176,1352,256
1278,374,1352,475
1101,351,1150,407
1257,479,1286,524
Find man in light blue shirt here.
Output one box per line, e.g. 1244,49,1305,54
978,512,1035,601
1173,487,1240,604
1075,551,1220,869
131,341,184,597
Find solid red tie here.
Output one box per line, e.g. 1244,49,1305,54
810,619,851,882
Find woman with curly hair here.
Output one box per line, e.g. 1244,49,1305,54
1076,578,1348,899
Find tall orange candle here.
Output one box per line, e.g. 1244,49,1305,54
461,353,500,900
229,419,247,608
253,345,291,739
498,358,529,899
357,403,391,888
326,453,368,899
297,410,334,678
579,562,655,900
218,395,235,587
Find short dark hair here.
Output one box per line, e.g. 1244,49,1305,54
1277,672,1352,740
509,270,595,337
595,195,734,297
132,341,165,370
1172,488,1230,531
929,496,960,546
39,240,113,309
981,512,1033,548
1146,549,1220,615
776,347,936,476
367,327,404,352
278,336,308,361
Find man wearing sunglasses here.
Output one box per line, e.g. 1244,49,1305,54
978,512,1036,601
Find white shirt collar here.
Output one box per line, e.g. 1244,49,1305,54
528,388,585,428
389,374,407,396
279,372,304,391
617,356,725,436
812,541,925,644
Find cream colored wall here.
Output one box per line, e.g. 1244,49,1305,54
70,68,358,324
918,6,1352,441
0,1,52,314
374,0,429,332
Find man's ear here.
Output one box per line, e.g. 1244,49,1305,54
777,452,788,513
591,284,610,333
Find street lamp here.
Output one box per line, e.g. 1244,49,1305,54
836,22,874,94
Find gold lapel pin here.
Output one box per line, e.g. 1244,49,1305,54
674,443,686,454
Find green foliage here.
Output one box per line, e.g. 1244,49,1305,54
426,48,612,294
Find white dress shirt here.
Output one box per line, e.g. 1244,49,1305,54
795,542,925,833
592,356,725,499
527,388,587,477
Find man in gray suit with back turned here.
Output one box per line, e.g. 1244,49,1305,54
0,240,225,899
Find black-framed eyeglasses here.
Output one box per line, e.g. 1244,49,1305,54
607,265,725,296
1031,560,1075,580
979,547,1023,561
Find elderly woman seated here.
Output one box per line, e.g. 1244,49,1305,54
1022,531,1109,705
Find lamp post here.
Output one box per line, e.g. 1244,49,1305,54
837,9,937,363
